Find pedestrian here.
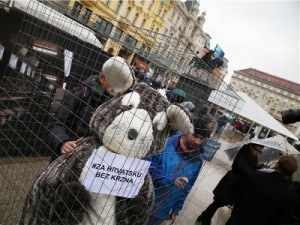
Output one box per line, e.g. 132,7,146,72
147,132,205,225
195,143,264,225
215,114,229,135
194,113,216,139
47,56,131,162
226,155,299,225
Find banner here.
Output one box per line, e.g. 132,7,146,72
81,147,151,198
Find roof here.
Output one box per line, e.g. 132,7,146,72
8,0,102,49
235,92,298,140
184,0,199,12
209,90,297,140
236,68,300,92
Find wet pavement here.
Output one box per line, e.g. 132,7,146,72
0,128,244,225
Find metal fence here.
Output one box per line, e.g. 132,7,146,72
0,1,244,224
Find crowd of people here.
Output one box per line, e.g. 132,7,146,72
47,56,300,225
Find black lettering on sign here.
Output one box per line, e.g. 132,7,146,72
92,163,106,170
110,175,134,183
95,172,110,179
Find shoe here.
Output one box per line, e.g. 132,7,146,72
196,216,211,225
195,220,210,225
195,221,210,225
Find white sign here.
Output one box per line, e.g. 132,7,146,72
81,147,151,198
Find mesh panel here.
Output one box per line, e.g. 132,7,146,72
0,1,245,225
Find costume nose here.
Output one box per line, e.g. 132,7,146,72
128,128,138,140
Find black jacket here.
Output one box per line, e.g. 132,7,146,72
226,171,298,225
213,144,258,204
47,75,111,161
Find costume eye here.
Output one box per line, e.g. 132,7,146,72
128,128,138,140
121,91,140,108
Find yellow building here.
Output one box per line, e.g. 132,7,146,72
67,0,176,68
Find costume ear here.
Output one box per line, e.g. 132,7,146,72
102,56,135,94
153,112,167,131
166,105,194,135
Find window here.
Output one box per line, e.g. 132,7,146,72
157,9,161,16
132,13,139,25
125,7,131,18
115,0,122,13
123,35,137,49
81,8,92,23
104,0,110,6
140,19,146,29
71,1,82,17
94,16,113,36
140,44,145,50
113,28,123,41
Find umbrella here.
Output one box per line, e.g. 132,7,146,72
172,88,186,98
262,135,299,155
224,112,233,120
224,135,300,162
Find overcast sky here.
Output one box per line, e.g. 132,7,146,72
199,0,300,84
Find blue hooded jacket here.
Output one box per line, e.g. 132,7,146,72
147,133,204,220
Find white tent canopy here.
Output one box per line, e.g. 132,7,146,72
7,0,103,48
209,91,297,140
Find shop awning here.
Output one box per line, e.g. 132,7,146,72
7,0,103,49
210,91,297,140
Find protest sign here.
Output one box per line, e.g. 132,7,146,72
81,147,151,198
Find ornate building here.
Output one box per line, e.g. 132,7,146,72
67,0,176,66
159,0,209,72
230,68,300,136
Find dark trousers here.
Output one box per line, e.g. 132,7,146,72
148,216,165,225
197,198,228,223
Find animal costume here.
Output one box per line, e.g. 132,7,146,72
18,56,194,225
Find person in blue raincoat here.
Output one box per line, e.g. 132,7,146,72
147,132,205,225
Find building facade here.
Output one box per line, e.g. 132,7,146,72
159,0,209,72
67,0,176,66
230,68,300,137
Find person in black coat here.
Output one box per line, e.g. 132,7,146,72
195,143,264,225
226,155,299,225
215,115,229,135
47,57,121,162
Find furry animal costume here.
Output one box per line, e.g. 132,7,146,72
18,56,194,225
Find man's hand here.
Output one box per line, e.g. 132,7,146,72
168,213,176,224
60,137,84,154
174,177,189,189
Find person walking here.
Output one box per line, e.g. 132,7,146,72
47,56,132,162
147,132,205,225
195,143,264,225
194,113,216,139
226,155,299,225
215,114,229,135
